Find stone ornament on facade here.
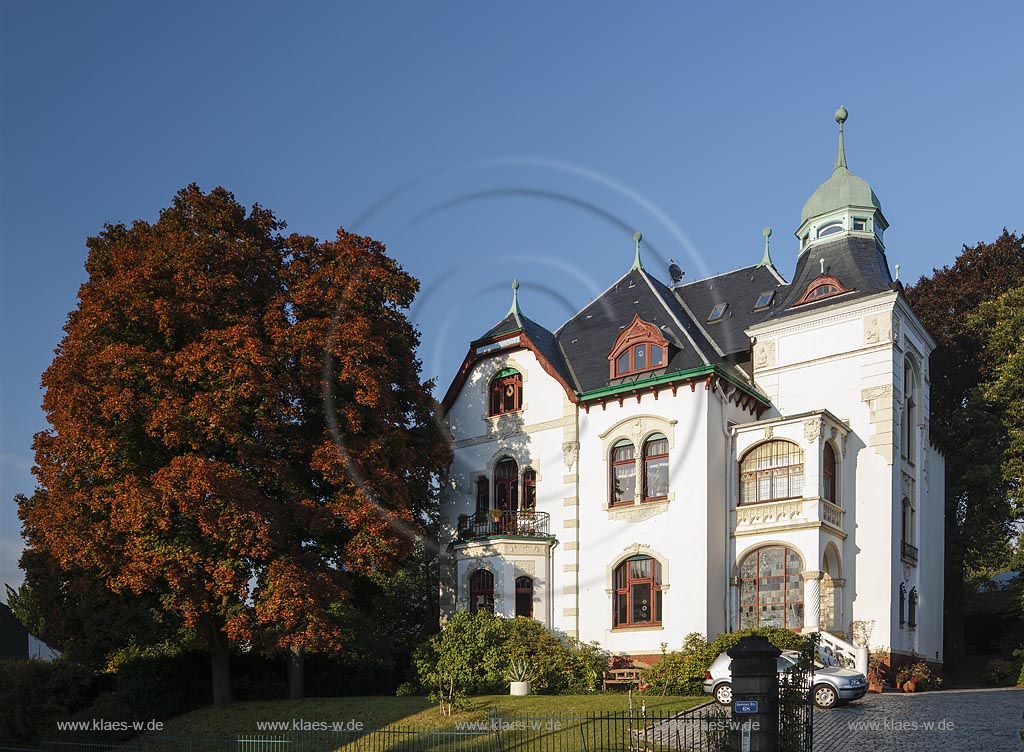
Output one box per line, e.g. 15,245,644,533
562,440,579,469
764,426,774,439
864,313,893,345
804,418,823,444
753,339,776,369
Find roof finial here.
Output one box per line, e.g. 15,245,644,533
506,278,521,316
758,226,774,267
820,258,826,275
834,105,848,174
630,231,644,271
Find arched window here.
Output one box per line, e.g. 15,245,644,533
607,314,669,378
494,458,518,511
738,546,804,630
793,275,851,306
613,555,662,627
823,443,837,503
739,441,804,504
908,588,918,629
610,440,636,506
522,469,536,509
475,476,489,515
899,583,906,627
903,359,917,463
469,569,494,614
515,576,533,618
816,220,844,238
642,433,669,501
489,369,522,416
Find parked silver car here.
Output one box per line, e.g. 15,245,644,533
702,649,867,709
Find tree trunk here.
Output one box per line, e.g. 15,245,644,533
211,631,232,707
287,645,305,700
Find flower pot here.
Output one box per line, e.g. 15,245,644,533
868,681,884,693
903,680,917,692
510,681,531,696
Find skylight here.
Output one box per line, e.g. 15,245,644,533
708,303,728,323
754,291,775,310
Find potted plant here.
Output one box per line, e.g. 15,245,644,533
507,658,536,696
867,647,888,692
896,661,941,692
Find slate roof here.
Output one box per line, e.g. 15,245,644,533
452,232,896,408
766,234,895,319
554,267,745,394
471,308,576,391
674,264,789,357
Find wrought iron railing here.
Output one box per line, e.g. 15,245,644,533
457,510,552,540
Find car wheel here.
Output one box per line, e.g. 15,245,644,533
813,684,839,709
714,682,733,705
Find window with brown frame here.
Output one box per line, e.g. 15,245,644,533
470,569,494,614
738,546,804,630
739,441,804,504
522,469,536,509
613,343,665,377
489,369,522,416
899,583,906,627
607,314,670,379
823,443,837,503
642,433,669,501
610,440,636,506
494,458,518,511
515,576,533,618
613,555,662,628
793,275,851,306
908,588,918,629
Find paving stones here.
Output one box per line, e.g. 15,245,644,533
812,687,1024,751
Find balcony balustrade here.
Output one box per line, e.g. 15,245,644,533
457,510,552,540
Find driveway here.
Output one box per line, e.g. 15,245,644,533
813,687,1024,751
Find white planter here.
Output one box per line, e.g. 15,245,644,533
510,681,531,696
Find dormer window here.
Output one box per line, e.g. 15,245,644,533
852,217,870,232
793,275,852,306
488,368,522,415
707,303,728,323
608,314,670,379
753,291,775,310
816,220,844,239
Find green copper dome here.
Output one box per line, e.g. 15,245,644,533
800,167,881,224
800,106,882,224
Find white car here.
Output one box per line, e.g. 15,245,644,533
702,649,867,709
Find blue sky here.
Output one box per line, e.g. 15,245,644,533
1,2,1021,595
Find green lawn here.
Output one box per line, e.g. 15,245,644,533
158,693,709,738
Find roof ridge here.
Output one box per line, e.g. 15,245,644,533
670,287,726,359
639,269,713,367
677,262,774,287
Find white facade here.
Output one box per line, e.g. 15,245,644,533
438,113,944,668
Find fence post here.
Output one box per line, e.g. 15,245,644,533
728,635,780,752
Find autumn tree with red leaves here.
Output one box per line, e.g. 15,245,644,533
17,185,450,705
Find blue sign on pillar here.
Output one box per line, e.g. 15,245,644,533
734,700,759,714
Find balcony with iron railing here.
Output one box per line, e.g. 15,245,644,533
457,509,553,541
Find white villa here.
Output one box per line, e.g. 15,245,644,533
437,108,944,671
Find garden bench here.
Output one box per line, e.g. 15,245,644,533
602,667,642,690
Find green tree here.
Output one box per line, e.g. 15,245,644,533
904,229,1024,661
17,185,450,705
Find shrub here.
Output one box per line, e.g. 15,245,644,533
643,627,810,695
410,611,608,697
984,658,1016,686
0,658,97,746
895,660,942,690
